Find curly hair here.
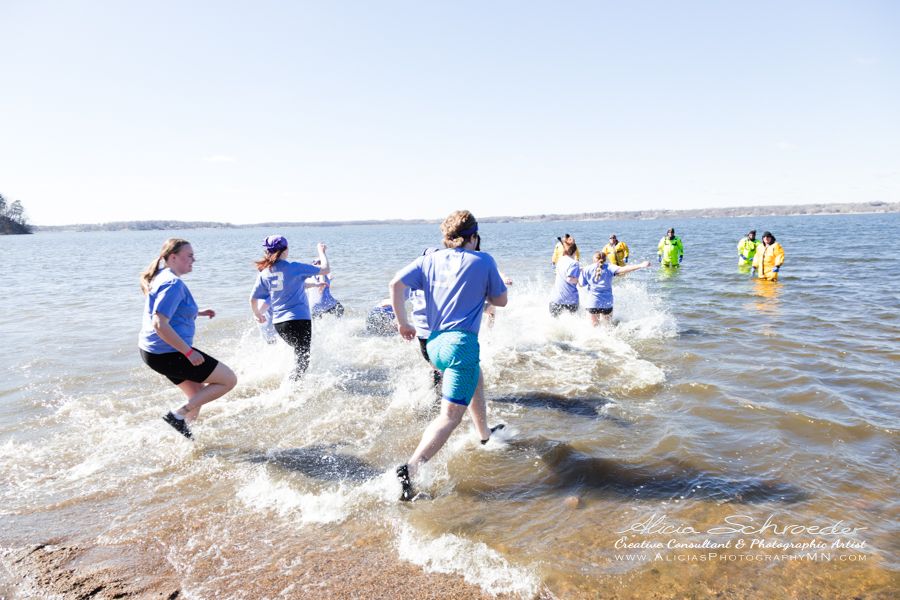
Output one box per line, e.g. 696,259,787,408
441,210,478,249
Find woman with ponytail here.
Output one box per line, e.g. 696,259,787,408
138,239,237,439
249,235,330,380
579,251,651,325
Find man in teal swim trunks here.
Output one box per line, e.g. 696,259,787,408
389,210,508,501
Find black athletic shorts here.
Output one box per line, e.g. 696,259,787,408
140,348,219,385
549,302,579,317
586,307,613,315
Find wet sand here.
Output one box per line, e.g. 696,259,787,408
1,530,519,599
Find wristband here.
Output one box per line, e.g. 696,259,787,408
184,348,194,358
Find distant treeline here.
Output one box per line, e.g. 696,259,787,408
32,201,899,232
0,194,32,235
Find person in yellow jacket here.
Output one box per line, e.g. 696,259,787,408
657,228,684,267
751,231,784,281
602,234,630,267
551,234,580,265
737,229,760,267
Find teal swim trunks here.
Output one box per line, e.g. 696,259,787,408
426,330,480,405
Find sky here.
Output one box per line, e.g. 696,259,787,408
1,1,898,226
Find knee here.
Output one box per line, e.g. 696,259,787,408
220,366,238,390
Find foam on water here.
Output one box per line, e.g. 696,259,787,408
397,524,541,598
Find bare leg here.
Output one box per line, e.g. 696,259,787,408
589,313,600,327
174,362,237,422
407,400,467,478
467,372,490,441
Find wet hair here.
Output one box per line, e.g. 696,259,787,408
140,238,190,295
255,246,288,271
441,210,478,249
564,241,578,257
592,251,608,282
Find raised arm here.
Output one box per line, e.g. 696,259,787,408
316,243,330,275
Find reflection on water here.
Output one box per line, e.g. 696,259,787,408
1,213,898,598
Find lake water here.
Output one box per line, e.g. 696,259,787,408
1,213,898,598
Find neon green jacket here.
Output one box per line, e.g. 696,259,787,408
737,237,760,264
657,236,684,266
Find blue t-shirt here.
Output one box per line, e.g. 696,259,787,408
550,255,581,305
580,262,621,309
138,268,198,354
396,248,507,335
250,259,321,323
308,274,338,313
406,288,430,338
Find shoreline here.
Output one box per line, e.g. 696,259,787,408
1,529,523,600
27,201,900,232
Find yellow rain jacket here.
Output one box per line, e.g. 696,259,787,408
737,237,760,265
602,241,630,266
551,242,580,265
657,236,684,266
752,242,784,280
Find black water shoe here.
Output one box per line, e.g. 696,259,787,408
163,412,193,440
481,423,505,445
396,464,414,501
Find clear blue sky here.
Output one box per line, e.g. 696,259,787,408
1,0,898,225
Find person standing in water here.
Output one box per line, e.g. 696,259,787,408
250,235,330,380
580,251,651,325
737,230,760,268
601,234,630,267
752,231,785,281
657,228,684,267
389,210,508,501
549,239,580,316
138,239,237,439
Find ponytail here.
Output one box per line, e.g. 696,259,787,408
592,251,607,283
140,238,190,294
255,248,287,271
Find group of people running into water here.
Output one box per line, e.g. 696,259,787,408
137,211,786,500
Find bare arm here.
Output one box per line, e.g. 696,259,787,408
316,243,330,275
153,313,204,365
614,260,651,276
488,290,508,308
389,276,416,340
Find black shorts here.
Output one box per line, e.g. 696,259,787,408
140,348,219,385
586,307,613,315
549,303,579,317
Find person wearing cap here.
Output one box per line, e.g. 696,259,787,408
250,235,330,380
737,230,760,268
657,228,684,267
551,234,580,266
751,231,785,281
601,234,630,267
389,210,508,501
138,238,238,440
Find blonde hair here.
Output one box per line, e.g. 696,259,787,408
140,238,190,294
591,251,608,283
255,248,288,271
441,210,478,249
